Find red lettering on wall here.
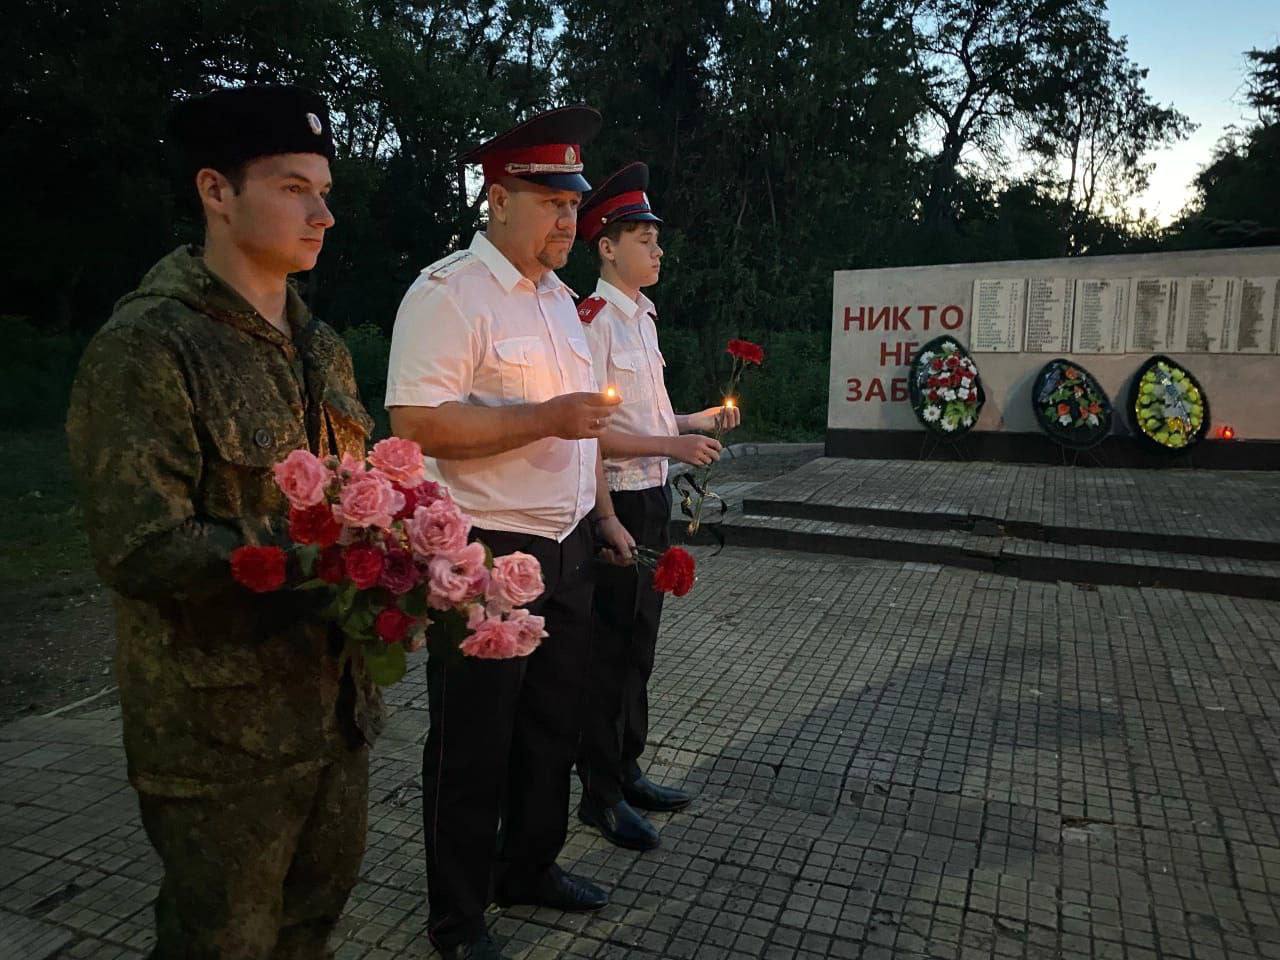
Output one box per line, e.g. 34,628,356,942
843,306,868,331
891,378,908,402
918,305,937,330
940,305,964,329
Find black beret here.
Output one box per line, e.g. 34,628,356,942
170,84,335,180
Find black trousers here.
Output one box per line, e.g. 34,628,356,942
577,484,671,807
421,520,594,949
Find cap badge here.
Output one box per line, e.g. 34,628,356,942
306,112,323,135
565,146,576,164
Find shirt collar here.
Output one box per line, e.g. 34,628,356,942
595,278,655,321
471,231,569,296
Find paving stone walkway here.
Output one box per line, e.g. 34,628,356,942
5,545,1280,959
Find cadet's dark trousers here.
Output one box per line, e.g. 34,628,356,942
577,484,671,807
138,745,369,960
422,520,594,949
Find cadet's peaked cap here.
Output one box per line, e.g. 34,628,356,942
578,162,662,246
170,85,335,181
461,105,601,192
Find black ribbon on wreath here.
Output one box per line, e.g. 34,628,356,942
672,471,727,554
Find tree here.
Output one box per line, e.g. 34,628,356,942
1168,44,1280,248
1019,22,1192,253
908,0,1105,230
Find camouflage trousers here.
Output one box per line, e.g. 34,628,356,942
138,745,369,960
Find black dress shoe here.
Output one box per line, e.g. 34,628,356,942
623,775,693,812
431,932,506,960
495,864,609,912
578,797,661,851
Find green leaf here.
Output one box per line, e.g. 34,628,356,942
296,545,320,577
365,642,406,686
296,578,329,591
399,590,430,617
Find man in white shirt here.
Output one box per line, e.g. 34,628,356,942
574,162,740,851
385,106,633,960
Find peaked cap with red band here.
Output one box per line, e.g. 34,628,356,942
459,105,601,192
578,161,663,246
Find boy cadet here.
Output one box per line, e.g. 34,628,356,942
574,162,741,850
66,86,382,958
385,106,634,960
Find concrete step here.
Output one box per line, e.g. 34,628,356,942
739,456,1280,561
671,512,1280,600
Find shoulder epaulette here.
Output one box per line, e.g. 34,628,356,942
577,295,607,324
423,250,476,280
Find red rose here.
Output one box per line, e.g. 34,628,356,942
1057,403,1071,416
379,548,421,595
945,356,959,369
928,390,939,402
289,503,342,547
652,547,697,597
343,544,385,590
375,606,416,644
316,545,345,584
930,359,943,371
726,338,765,365
395,480,446,521
231,545,288,593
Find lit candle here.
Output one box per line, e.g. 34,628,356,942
604,385,619,401
724,397,736,409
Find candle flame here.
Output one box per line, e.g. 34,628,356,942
605,386,618,400
724,397,736,409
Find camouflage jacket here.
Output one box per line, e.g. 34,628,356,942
67,245,384,797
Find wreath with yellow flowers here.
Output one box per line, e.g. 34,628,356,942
1128,355,1209,453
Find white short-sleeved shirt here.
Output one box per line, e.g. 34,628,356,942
385,232,598,541
579,279,679,492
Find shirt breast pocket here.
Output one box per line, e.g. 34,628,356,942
567,337,597,392
609,350,646,399
494,336,549,402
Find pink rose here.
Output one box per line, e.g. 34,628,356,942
459,610,523,659
486,552,544,611
272,449,331,509
426,542,489,610
368,437,426,488
337,472,405,530
506,608,548,656
407,498,471,559
378,548,421,595
337,452,365,478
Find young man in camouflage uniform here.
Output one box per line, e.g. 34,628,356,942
66,85,382,959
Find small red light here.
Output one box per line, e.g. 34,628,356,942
1219,425,1236,440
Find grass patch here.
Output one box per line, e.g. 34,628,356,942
0,429,93,586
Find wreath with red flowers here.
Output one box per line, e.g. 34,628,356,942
908,336,985,436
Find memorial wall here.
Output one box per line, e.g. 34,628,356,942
826,246,1280,468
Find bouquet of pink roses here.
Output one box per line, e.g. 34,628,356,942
229,437,546,686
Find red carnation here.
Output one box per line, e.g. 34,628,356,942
375,606,416,645
930,359,943,372
289,503,342,547
231,545,287,593
928,390,939,402
343,544,385,590
726,338,765,365
652,547,697,597
316,545,345,584
945,356,959,369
